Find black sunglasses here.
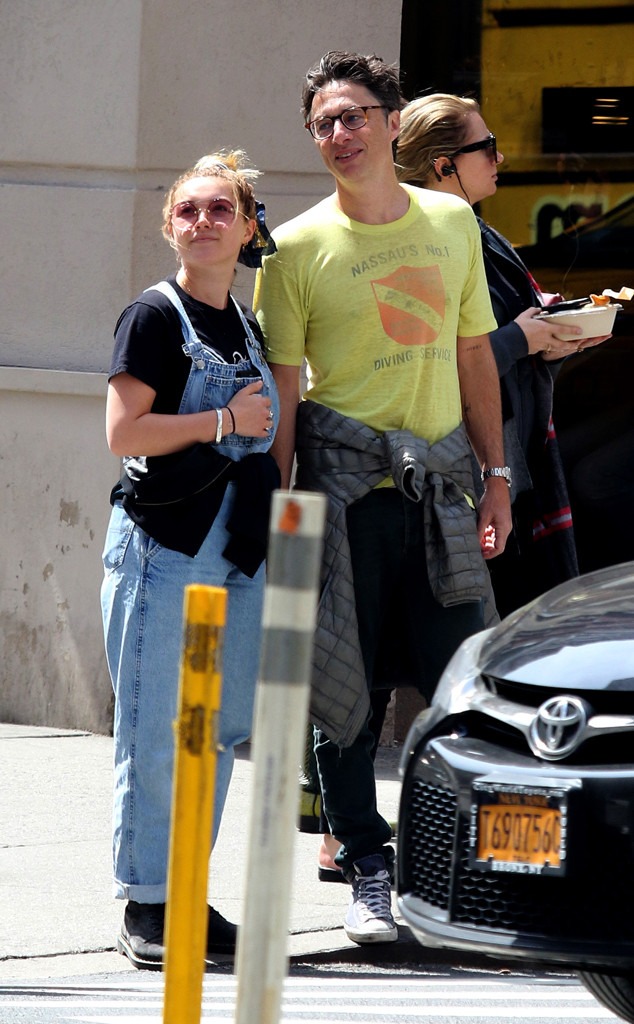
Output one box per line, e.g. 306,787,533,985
449,133,497,158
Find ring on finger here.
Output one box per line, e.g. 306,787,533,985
267,409,274,420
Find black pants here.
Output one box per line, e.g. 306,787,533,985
314,488,485,874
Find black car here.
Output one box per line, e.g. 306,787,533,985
397,561,634,1023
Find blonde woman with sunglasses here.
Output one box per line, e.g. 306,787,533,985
398,96,610,615
101,151,279,969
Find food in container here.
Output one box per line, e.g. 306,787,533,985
536,289,629,339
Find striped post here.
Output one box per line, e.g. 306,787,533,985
234,490,326,1024
163,584,227,1024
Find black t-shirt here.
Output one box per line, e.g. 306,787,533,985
108,275,272,557
110,274,262,411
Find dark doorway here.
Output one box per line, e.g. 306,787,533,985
399,1,483,101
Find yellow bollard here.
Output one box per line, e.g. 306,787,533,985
163,584,227,1024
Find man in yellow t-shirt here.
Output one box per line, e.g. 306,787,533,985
256,184,493,445
254,50,512,947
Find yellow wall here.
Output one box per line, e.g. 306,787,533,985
479,1,633,244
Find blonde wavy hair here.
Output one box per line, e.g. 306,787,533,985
396,94,480,187
161,149,260,244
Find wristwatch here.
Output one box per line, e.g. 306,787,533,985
481,466,512,488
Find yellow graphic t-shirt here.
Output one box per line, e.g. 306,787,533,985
254,184,496,446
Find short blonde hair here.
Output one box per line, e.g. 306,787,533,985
161,149,260,244
396,94,479,187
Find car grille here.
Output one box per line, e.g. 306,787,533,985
401,779,456,910
403,777,634,941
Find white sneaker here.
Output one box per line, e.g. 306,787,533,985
344,856,398,944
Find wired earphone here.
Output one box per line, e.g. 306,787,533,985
434,158,471,204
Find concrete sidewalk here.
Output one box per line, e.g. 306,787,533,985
0,723,411,982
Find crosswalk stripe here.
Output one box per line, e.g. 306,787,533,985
0,975,614,1022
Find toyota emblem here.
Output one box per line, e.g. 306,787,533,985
529,695,588,760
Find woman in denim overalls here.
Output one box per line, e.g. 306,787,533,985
100,151,280,969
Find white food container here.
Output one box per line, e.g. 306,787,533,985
537,303,622,339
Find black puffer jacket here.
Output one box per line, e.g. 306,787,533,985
476,218,578,600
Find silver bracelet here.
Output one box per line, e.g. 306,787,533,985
214,407,223,445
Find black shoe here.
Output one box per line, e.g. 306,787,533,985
318,865,349,883
118,901,165,970
117,901,237,970
206,906,237,955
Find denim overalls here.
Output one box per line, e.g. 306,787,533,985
101,282,278,902
148,280,279,459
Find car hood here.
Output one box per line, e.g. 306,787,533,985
478,562,634,690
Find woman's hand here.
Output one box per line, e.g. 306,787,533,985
227,380,273,437
516,307,612,360
541,332,613,360
516,306,583,358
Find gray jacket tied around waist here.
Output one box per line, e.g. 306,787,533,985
295,399,496,747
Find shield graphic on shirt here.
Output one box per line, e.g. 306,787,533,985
370,265,445,345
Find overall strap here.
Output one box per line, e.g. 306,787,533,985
144,280,207,368
230,294,263,359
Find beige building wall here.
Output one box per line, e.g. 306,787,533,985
0,0,402,731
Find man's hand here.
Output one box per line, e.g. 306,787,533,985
457,333,512,559
477,478,512,559
268,363,301,489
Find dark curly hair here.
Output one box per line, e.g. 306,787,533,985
301,50,404,122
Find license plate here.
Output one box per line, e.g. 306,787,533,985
469,783,568,876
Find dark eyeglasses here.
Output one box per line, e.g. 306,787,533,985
171,198,247,227
449,133,497,159
305,104,388,141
